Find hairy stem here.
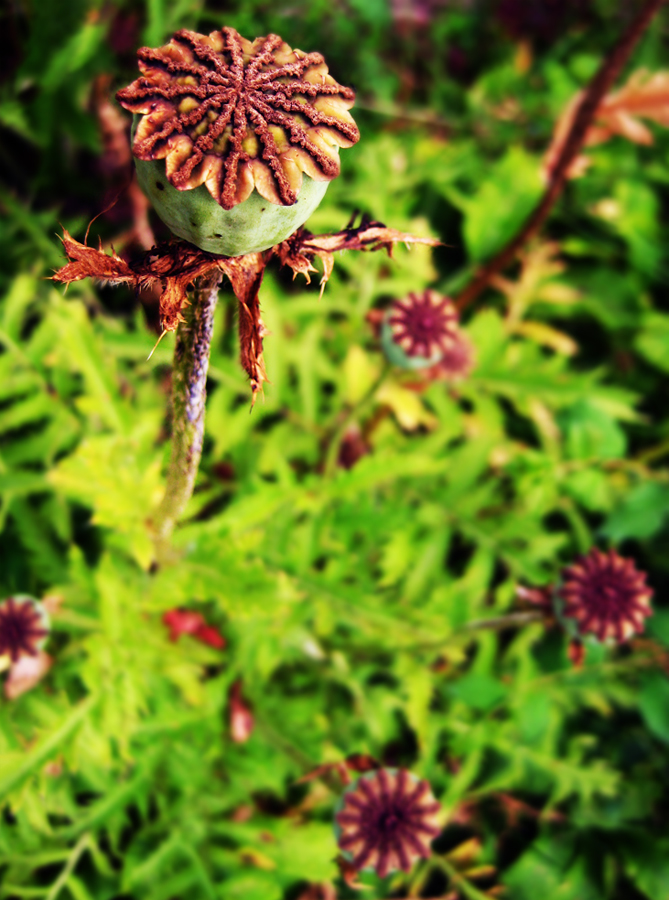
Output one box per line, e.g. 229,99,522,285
152,273,221,562
454,0,666,313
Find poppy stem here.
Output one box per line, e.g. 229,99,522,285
151,273,221,565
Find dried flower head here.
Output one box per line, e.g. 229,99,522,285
382,290,460,370
116,27,359,254
335,768,441,878
0,596,50,664
558,548,653,642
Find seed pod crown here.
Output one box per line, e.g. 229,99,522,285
116,27,360,210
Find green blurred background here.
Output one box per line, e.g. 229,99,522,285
2,1,669,898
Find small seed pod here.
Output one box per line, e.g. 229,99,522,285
116,27,359,256
334,767,441,878
0,595,50,664
381,290,461,370
557,548,653,643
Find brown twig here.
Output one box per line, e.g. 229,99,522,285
454,0,666,313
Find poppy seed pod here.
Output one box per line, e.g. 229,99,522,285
0,595,50,664
381,290,461,370
334,768,441,878
117,27,359,256
558,548,653,643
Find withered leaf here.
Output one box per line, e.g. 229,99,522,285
54,230,135,286
220,252,268,398
277,214,441,297
545,69,669,181
53,215,440,395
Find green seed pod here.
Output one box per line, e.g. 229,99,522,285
117,27,360,257
134,145,329,256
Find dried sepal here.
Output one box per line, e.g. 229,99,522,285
276,215,442,296
54,230,135,287
219,251,268,397
297,753,381,787
52,216,439,397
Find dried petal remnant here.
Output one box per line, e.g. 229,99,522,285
559,548,653,642
0,596,50,664
117,27,359,210
335,768,441,878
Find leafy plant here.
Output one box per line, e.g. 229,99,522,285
1,1,669,899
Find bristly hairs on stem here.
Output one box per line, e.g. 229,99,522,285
146,328,168,362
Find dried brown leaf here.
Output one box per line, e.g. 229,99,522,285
221,252,268,399
545,69,669,180
278,214,441,295
53,230,135,286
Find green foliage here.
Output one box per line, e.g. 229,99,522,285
1,1,669,899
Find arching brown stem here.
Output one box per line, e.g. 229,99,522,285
454,0,666,313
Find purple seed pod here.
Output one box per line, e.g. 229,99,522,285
381,290,460,371
558,548,653,642
334,767,441,878
0,596,50,664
